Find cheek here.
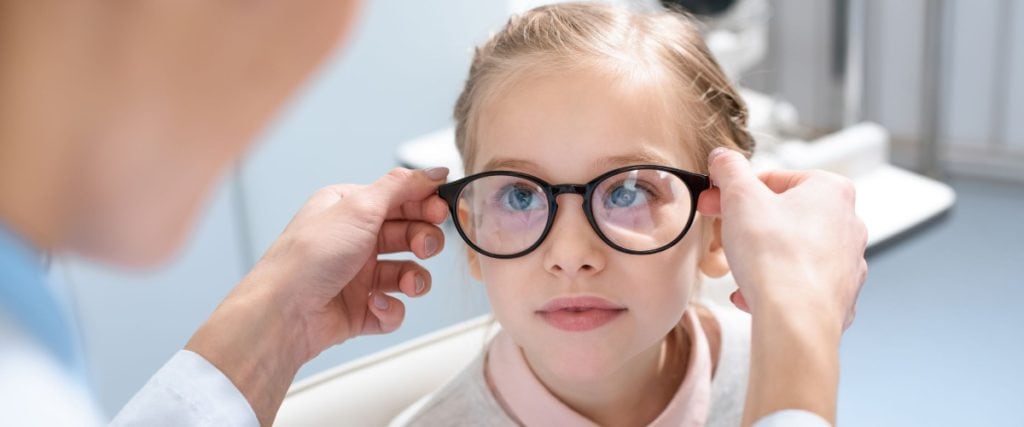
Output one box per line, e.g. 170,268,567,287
479,259,530,305
478,258,545,333
630,236,703,312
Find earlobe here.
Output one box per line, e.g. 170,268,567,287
698,218,730,278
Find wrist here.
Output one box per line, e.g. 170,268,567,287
743,266,847,334
755,290,845,336
742,285,843,427
186,285,307,426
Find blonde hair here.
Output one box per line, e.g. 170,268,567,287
453,2,754,174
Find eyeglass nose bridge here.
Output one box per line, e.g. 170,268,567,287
550,184,587,198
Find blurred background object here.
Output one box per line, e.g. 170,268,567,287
54,1,1023,425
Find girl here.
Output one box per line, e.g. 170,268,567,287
397,3,755,426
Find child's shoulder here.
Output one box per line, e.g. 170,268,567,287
389,345,517,427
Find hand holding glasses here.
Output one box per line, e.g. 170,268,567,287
437,165,710,258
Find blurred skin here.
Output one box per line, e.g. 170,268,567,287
0,1,865,426
0,0,362,265
468,69,729,427
0,1,452,425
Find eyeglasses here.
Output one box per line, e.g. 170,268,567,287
437,165,710,259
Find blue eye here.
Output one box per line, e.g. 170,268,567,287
501,185,544,211
604,183,649,209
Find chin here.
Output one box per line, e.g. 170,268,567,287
109,230,189,268
71,203,197,269
534,341,628,383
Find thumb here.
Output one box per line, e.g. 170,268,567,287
369,167,449,209
707,148,762,195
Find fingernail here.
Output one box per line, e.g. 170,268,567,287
708,147,729,164
424,236,438,256
373,293,390,310
414,275,426,294
423,167,449,181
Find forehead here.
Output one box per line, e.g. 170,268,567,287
472,66,699,180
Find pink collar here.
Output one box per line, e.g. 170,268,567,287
486,309,712,426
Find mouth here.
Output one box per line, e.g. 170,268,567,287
536,296,627,332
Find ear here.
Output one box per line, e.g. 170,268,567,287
698,217,730,278
466,247,483,280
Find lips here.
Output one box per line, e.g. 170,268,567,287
536,296,626,332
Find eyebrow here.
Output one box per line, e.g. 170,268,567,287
480,150,676,174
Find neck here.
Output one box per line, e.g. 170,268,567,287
529,326,690,426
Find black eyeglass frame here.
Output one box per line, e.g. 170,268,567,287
437,164,711,259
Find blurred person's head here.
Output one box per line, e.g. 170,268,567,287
0,1,361,266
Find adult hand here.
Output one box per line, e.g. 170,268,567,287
697,148,867,426
698,148,867,330
185,167,450,426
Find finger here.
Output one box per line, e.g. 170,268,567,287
729,290,751,313
377,221,445,258
697,187,722,217
369,167,449,216
372,260,431,297
386,195,450,224
366,292,406,335
707,148,764,195
756,170,811,194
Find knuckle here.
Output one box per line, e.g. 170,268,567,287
307,185,346,205
402,223,419,246
819,172,856,200
838,178,857,201
348,192,381,217
401,201,417,219
386,167,415,182
311,187,336,200
806,169,831,181
710,150,742,175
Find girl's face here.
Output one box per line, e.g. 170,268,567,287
469,68,728,383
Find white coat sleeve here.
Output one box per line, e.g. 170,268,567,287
110,350,258,427
753,409,832,427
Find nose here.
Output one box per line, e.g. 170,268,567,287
542,194,606,279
